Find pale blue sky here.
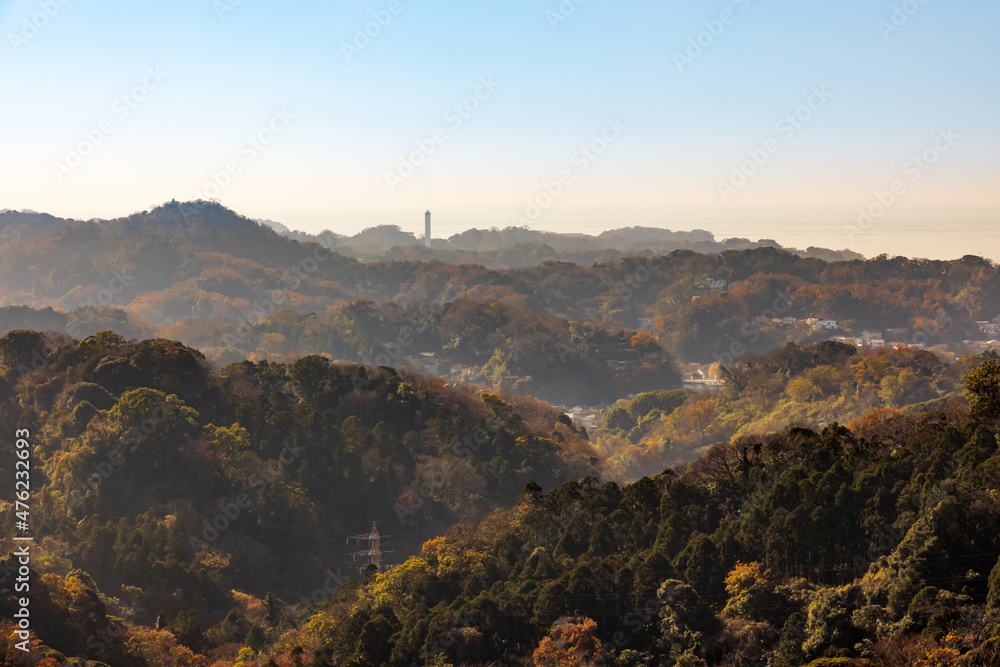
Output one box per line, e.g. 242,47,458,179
1,0,998,258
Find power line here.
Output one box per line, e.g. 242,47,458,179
347,521,392,575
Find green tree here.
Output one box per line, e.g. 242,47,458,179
483,346,512,386
988,553,1000,617
0,329,49,377
245,624,266,651
168,610,204,652
965,358,1000,423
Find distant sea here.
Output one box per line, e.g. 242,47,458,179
297,211,998,262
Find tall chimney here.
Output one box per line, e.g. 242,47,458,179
424,210,431,248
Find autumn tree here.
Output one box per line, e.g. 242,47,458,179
533,617,609,667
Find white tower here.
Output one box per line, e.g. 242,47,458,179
424,210,432,247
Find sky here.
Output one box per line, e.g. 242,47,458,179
1,0,998,259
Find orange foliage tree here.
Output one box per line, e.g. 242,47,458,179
124,626,208,667
533,616,609,667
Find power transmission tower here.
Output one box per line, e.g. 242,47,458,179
347,521,391,575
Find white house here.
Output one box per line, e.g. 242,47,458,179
706,279,728,291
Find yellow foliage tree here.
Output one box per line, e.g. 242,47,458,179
362,557,434,612
723,561,777,619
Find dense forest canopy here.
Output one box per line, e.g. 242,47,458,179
2,203,1000,666
2,202,999,408
2,332,999,665
0,331,599,632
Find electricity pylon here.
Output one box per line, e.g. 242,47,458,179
347,521,391,575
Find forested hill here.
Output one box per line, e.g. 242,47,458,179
0,298,681,407
2,202,999,369
267,220,864,268
594,340,971,480
3,347,999,666
299,361,1000,667
0,330,600,631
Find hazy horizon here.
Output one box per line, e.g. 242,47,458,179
3,0,998,260
4,200,997,262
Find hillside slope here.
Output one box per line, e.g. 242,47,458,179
0,329,601,627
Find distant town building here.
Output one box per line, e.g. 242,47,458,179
979,321,1000,337
424,210,432,248
967,340,1000,354
418,352,438,374
561,406,601,430
706,279,728,291
679,363,725,391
